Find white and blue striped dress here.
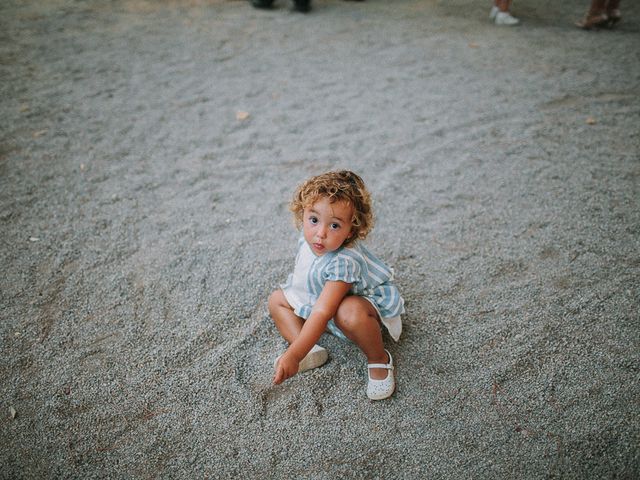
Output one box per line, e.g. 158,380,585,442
281,237,405,341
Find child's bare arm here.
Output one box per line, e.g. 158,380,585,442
273,280,351,384
289,280,351,356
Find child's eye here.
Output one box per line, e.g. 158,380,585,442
309,216,318,224
330,223,341,230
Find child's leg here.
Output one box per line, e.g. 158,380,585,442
268,289,304,343
269,289,328,373
333,296,389,380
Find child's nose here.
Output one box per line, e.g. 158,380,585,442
317,224,328,238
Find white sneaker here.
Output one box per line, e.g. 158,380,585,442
489,5,499,20
495,11,520,26
298,344,328,372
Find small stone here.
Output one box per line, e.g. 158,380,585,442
236,111,250,121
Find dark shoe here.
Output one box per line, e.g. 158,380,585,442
575,12,608,29
251,0,274,9
606,9,621,27
292,0,311,12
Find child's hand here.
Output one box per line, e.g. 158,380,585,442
273,351,300,385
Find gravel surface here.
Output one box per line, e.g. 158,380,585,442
1,0,639,478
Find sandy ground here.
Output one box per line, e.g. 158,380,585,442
1,0,639,478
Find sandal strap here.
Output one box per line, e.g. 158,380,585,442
368,363,393,370
367,350,394,370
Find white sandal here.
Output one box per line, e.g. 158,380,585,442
366,349,395,400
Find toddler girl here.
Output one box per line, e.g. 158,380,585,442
268,170,404,400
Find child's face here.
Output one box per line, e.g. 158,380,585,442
302,197,354,256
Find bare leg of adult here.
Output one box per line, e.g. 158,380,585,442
577,0,608,29
588,0,607,15
334,296,389,380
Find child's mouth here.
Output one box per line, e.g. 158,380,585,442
313,243,325,251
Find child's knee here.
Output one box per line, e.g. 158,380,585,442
268,290,284,315
335,297,377,333
268,289,295,315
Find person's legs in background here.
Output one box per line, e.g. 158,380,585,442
491,0,520,26
606,0,621,27
576,0,609,29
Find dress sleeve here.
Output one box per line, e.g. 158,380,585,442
324,254,361,285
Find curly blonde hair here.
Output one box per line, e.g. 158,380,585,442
290,170,374,247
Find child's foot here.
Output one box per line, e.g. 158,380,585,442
274,344,328,373
366,349,395,400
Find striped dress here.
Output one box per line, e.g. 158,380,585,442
281,237,405,341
